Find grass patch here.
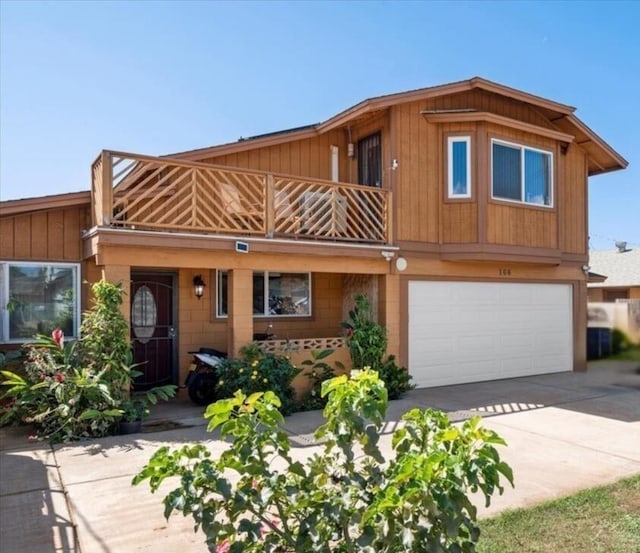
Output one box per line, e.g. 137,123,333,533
609,346,640,362
478,474,640,553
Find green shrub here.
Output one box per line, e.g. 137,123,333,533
342,295,387,370
341,295,413,399
134,369,513,552
215,346,300,415
611,328,631,355
298,349,340,411
377,354,414,399
0,280,175,442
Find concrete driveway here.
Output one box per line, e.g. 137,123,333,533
1,360,639,553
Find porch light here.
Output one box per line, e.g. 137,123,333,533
193,275,206,300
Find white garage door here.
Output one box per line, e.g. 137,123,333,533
408,281,573,388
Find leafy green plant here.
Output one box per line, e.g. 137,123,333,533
298,349,340,411
133,369,513,552
119,385,177,422
342,295,387,370
0,280,176,442
341,295,413,399
377,354,414,399
0,334,122,441
215,345,300,415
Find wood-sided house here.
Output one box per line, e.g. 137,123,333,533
0,77,627,392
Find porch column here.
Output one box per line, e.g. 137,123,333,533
379,273,400,360
227,268,254,357
99,265,131,325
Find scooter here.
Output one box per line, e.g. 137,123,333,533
183,347,227,406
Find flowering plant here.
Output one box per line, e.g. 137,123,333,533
214,345,300,415
134,370,513,552
0,330,122,441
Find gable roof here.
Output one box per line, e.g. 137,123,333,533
169,77,627,176
0,191,91,216
588,247,640,288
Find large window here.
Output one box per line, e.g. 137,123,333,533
217,271,311,318
1,262,80,342
447,136,471,198
492,140,553,207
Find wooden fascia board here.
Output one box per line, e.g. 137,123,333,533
0,191,91,217
421,111,575,143
565,114,629,174
167,127,320,161
468,77,576,115
82,227,399,260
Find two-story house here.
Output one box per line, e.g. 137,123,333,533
0,77,627,393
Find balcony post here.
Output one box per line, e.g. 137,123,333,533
265,174,275,238
100,151,113,226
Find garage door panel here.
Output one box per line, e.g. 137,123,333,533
409,282,573,388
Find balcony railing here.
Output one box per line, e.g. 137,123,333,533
91,150,391,244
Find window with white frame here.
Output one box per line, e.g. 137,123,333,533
0,262,80,342
447,136,471,198
217,271,311,318
492,139,553,207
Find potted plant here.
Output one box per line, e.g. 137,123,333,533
117,384,177,435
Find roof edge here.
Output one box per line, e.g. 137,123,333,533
0,191,91,217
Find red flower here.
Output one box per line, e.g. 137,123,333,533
55,373,65,383
52,328,64,349
345,328,353,338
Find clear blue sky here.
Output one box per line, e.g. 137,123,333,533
1,0,638,251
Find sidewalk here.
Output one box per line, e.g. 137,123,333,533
1,360,639,553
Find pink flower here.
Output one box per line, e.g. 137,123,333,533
52,328,64,349
215,539,231,553
55,373,65,383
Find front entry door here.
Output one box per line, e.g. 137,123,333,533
130,273,176,389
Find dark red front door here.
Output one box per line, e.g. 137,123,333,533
130,273,176,389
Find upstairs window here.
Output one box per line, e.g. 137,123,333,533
217,271,311,318
492,140,553,207
1,262,80,342
357,132,382,187
447,136,471,198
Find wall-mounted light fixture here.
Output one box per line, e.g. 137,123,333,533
193,275,206,300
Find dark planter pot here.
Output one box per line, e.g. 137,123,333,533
119,420,142,435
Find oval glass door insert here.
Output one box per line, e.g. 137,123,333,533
132,285,157,343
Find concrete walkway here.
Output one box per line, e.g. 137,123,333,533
1,360,639,553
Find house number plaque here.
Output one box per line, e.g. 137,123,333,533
499,268,511,276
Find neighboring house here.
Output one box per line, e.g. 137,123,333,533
0,77,628,391
587,244,640,344
587,244,640,302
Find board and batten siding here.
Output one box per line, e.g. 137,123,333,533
199,129,350,183
389,93,588,254
0,207,89,261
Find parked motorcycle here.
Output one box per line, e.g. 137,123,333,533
183,347,227,406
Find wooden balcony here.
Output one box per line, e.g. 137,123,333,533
91,150,391,244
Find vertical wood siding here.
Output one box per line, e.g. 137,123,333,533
0,206,88,260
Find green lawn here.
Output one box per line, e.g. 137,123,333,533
478,474,640,553
609,346,640,362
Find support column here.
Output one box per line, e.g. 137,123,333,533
99,265,131,325
574,280,587,372
227,269,254,357
379,273,401,360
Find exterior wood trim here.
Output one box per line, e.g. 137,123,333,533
83,227,399,262
0,191,91,216
422,111,575,144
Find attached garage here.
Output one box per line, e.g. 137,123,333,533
408,281,573,388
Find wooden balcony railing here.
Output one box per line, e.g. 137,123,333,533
91,150,391,244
